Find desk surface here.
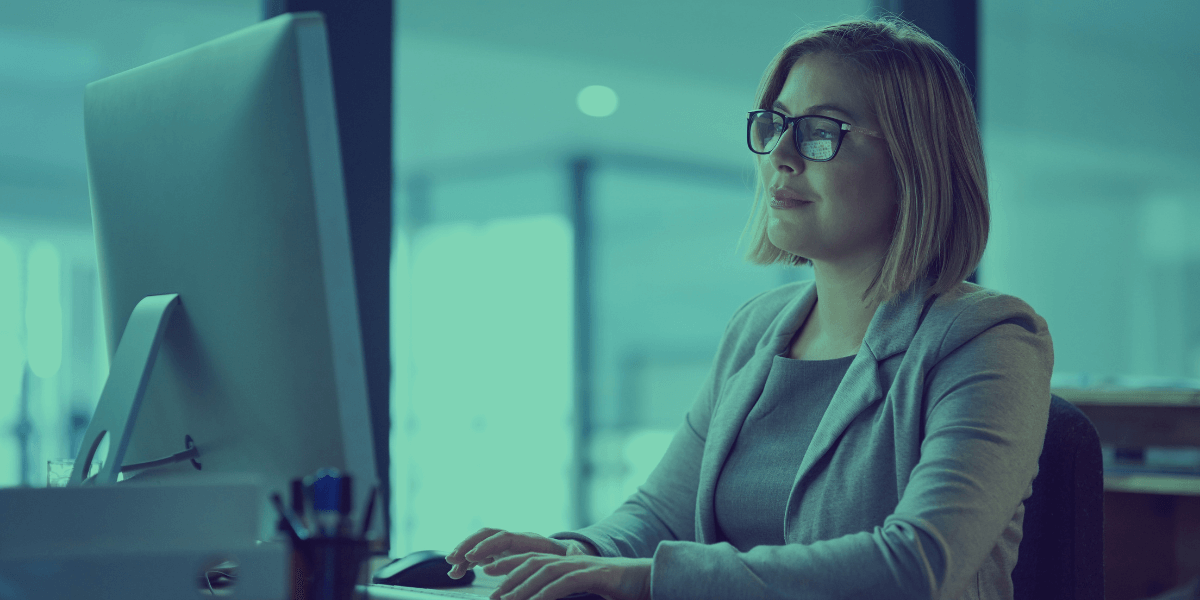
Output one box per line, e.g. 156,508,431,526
1054,388,1200,407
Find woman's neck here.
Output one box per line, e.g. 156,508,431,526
808,260,883,347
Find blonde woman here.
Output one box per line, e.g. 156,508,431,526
446,17,1051,600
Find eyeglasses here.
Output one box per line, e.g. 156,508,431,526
746,110,884,162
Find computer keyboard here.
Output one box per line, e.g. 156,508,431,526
367,585,488,599
363,584,604,600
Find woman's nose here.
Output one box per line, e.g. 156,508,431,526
771,125,805,173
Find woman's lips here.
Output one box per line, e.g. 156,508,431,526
770,197,811,209
770,188,811,208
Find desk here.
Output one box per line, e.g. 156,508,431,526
1055,388,1200,600
1057,388,1200,451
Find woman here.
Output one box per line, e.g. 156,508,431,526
445,16,1051,600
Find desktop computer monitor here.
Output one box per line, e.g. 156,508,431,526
79,11,378,541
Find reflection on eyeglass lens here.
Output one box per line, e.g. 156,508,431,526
750,112,841,160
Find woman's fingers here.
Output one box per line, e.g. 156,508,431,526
448,528,502,564
448,559,472,579
447,529,577,580
485,555,652,600
448,529,528,578
450,530,570,576
485,553,559,600
526,570,591,600
447,527,505,578
467,531,516,567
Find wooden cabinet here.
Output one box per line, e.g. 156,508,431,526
1055,389,1200,600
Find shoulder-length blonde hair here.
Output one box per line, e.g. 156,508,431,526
740,17,988,306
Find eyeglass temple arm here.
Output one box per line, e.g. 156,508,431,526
843,122,885,140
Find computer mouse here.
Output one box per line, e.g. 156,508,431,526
370,550,606,599
372,550,473,588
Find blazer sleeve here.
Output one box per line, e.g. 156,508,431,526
646,296,1053,600
549,291,769,558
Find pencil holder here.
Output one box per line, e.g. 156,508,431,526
291,536,370,600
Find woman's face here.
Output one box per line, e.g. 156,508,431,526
758,52,898,267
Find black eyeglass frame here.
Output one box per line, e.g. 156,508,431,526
746,109,884,162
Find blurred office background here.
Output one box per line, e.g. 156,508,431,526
1,0,1198,597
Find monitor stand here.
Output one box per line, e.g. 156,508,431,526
69,293,201,486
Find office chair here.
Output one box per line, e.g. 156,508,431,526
1011,393,1105,599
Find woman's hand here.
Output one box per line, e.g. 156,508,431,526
483,553,652,600
445,528,596,579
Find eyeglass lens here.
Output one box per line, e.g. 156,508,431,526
749,112,840,160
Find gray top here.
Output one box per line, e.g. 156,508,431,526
551,275,1053,600
713,354,853,551
711,352,947,589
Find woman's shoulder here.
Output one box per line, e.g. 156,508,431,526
928,281,1046,328
922,280,1052,354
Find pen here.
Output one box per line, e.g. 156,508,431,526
290,478,307,529
337,475,353,537
360,485,378,539
312,468,342,537
271,492,311,544
303,474,318,536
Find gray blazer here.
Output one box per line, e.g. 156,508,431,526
552,275,1053,600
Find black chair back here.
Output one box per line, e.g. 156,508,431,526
1011,393,1104,599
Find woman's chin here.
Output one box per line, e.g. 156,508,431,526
765,231,808,258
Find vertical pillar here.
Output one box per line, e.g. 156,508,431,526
400,173,429,550
263,0,394,550
875,0,978,113
16,366,31,484
569,157,594,528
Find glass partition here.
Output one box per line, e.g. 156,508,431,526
979,0,1200,389
392,153,811,544
0,223,107,488
586,160,808,522
391,165,577,554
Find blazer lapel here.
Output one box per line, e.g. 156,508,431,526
695,282,818,544
691,275,937,544
786,275,934,502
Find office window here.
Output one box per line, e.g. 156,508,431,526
0,225,106,487
979,0,1200,387
586,164,807,522
1,2,263,489
390,157,810,541
0,235,23,486
391,168,574,554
